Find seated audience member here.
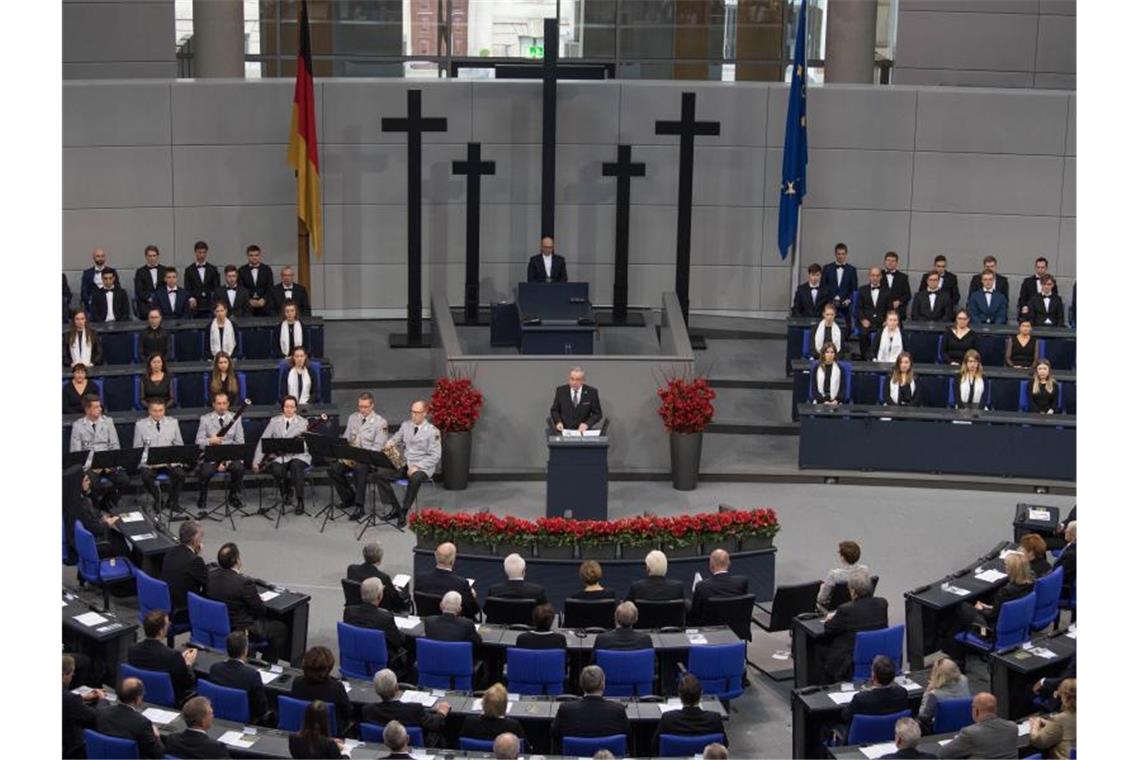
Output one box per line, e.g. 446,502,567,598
487,553,548,604
423,590,482,649
689,548,750,625
63,364,93,415
1056,522,1076,597
139,353,174,408
652,673,728,754
820,569,889,682
1028,678,1076,760
288,700,348,758
207,542,290,663
81,247,117,311
817,540,869,613
812,342,847,405
628,549,685,602
1032,662,1076,726
1004,319,1038,368
594,602,653,651
937,692,1017,759
793,263,835,318
184,240,220,317
951,349,987,410
127,610,198,705
917,657,971,732
271,265,312,316
214,265,252,317
967,271,1008,326
871,310,905,364
347,541,410,613
64,469,129,558
810,303,848,358
207,631,271,725
942,552,1034,664
928,255,961,307
290,646,351,731
493,732,521,760
64,309,103,367
162,696,231,759
840,655,909,735
152,266,193,318
857,267,891,359
516,603,568,649
363,669,450,749
69,396,130,509
415,542,480,618
343,577,407,670
206,300,239,359
882,251,912,319
882,717,935,759
63,654,103,759
95,676,165,759
703,744,729,760
885,352,919,406
279,301,306,358
551,666,631,750
91,269,131,323
911,270,954,322
940,310,979,366
139,308,172,360
460,683,528,746
571,559,617,600
1029,359,1061,414
383,720,414,759
161,520,208,625
281,346,318,407
1028,274,1065,327
209,351,241,406
968,256,1010,301
240,244,275,316
133,245,164,319
1019,534,1052,579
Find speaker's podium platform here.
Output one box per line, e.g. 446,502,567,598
545,420,609,520
517,282,597,355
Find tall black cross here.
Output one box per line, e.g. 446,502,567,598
540,17,559,238
656,92,721,330
452,142,496,324
601,145,646,326
382,89,448,348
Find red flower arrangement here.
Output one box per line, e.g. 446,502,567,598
657,376,716,433
429,376,484,433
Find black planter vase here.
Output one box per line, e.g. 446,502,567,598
442,430,472,490
670,431,703,491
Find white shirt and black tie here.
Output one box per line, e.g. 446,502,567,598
167,289,178,311
810,287,819,306
226,288,237,308
149,267,160,288
104,290,117,322
543,255,553,279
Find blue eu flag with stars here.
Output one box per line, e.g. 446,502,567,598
778,0,809,260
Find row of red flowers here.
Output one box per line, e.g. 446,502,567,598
409,507,779,549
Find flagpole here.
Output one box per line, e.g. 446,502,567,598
297,220,311,291
788,211,803,307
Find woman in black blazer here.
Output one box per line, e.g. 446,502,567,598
287,700,347,759
290,648,351,732
569,560,617,600
811,342,846,405
64,363,95,415
64,469,127,558
280,346,317,406
139,353,174,408
884,352,919,406
515,604,568,649
1029,359,1061,414
459,683,528,746
809,303,848,358
940,309,979,365
138,308,172,360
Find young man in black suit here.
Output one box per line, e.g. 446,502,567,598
347,541,409,613
94,677,165,758
486,553,548,604
968,255,1010,300
652,674,727,754
550,366,603,433
882,251,911,320
423,590,482,648
792,263,836,318
1017,257,1050,319
162,697,231,759
127,610,198,704
919,255,960,307
819,569,889,682
551,665,632,751
206,542,289,663
207,631,271,725
857,267,891,360
81,247,118,311
688,549,750,625
840,655,909,726
593,602,653,651
90,269,132,322
1028,274,1065,326
183,241,220,317
414,542,480,618
214,265,252,318
161,520,208,625
627,549,685,602
343,577,407,669
133,245,164,319
238,244,274,315
151,267,193,318
269,265,312,316
63,654,102,759
363,669,451,749
911,271,954,322
527,235,568,282
822,242,858,327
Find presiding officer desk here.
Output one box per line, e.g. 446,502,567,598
991,626,1076,720
63,587,138,686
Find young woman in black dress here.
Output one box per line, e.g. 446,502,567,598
139,353,173,408
1005,318,1038,368
1029,359,1061,414
885,351,919,406
940,309,979,365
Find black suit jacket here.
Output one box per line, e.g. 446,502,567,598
487,579,548,605
206,566,266,631
291,677,352,727
910,290,954,322
823,596,889,680
343,602,406,656
882,748,936,759
516,631,568,649
127,638,196,703
423,613,482,649
1018,275,1044,312
857,285,890,329
1027,293,1065,326
161,545,208,617
81,266,118,307
238,264,274,302
184,263,221,310
1056,543,1076,596
550,384,603,430
882,270,911,317
551,695,631,744
95,702,164,759
652,705,727,754
213,284,252,317
63,690,98,758
162,729,231,759
207,658,270,722
460,714,528,743
414,567,480,617
287,734,344,759
593,627,653,651
627,575,685,603
841,682,909,724
270,282,312,316
689,573,750,626
969,272,1010,301
527,253,568,283
89,287,132,322
917,272,960,307
822,263,858,304
151,287,193,318
345,563,409,612
792,282,836,318
362,700,445,734
134,265,163,314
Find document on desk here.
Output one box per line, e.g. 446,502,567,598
859,742,899,759
1027,646,1058,659
827,690,858,705
896,676,923,692
1066,625,1077,639
975,569,1008,583
470,699,513,714
1028,508,1052,522
119,511,145,523
257,669,280,685
258,590,280,602
395,615,421,631
142,707,180,725
342,739,362,757
560,429,583,437
131,532,157,542
392,573,411,589
73,611,108,627
687,633,709,645
658,698,684,715
398,690,437,707
218,731,258,748
999,549,1018,560
942,584,970,596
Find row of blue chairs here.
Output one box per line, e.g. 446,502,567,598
80,323,325,366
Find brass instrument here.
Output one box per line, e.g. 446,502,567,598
383,442,406,469
338,430,360,468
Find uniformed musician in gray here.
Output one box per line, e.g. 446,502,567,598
377,399,441,528
330,391,389,521
133,398,187,513
69,394,129,508
252,395,311,515
194,391,246,512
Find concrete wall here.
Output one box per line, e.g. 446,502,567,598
894,0,1075,90
63,79,1076,315
63,0,177,79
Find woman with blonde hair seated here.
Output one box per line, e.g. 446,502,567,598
942,552,1034,664
1028,678,1076,760
917,656,970,732
459,682,528,746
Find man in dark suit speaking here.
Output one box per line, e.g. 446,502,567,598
550,366,603,433
527,235,568,283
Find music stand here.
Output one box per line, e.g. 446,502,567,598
63,450,92,469
144,445,201,528
260,437,307,529
200,443,255,529
343,446,401,540
91,447,144,473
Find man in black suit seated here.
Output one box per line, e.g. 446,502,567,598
1031,654,1075,714
688,549,750,625
162,696,231,759
127,610,198,705
911,271,954,322
882,251,911,321
550,366,603,433
206,542,289,664
487,552,548,605
90,269,131,323
1017,257,1051,321
95,677,165,758
152,266,193,318
1056,521,1076,598
133,244,164,319
627,549,685,603
652,673,727,754
927,255,960,308
414,541,480,618
792,263,836,318
347,541,410,613
551,665,632,751
882,717,936,759
819,569,889,682
840,655,908,728
594,602,653,651
81,247,117,312
207,631,272,725
238,244,274,316
214,265,252,318
269,265,312,316
63,654,103,759
857,267,891,360
343,577,407,673
968,255,1010,302
527,235,568,282
363,668,451,749
494,733,521,760
161,520,208,626
183,241,220,318
423,590,482,649
1027,274,1065,326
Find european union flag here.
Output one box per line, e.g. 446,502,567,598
778,0,809,260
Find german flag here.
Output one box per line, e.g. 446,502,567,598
287,0,322,257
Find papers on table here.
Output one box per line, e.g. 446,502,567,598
1028,508,1052,522
258,590,280,602
131,532,157,542
692,571,703,592
1066,625,1076,639
1025,646,1058,659
686,633,709,645
342,680,352,692
342,738,363,757
938,738,954,746
398,690,438,707
998,549,1018,560
508,693,520,702
72,686,95,698
896,677,923,692
858,741,899,759
583,430,601,437
974,569,1008,583
658,698,684,715
827,690,858,705
395,615,421,631
218,731,258,748
771,649,790,661
257,670,280,685
142,707,180,725
119,511,146,523
470,699,513,714
392,573,411,589
941,583,970,596
74,611,108,627
1018,720,1031,736
560,429,583,437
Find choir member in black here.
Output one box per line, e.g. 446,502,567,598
882,251,911,320
139,308,172,360
80,246,116,311
214,265,252,318
968,255,1010,301
206,300,239,359
940,309,979,366
823,243,858,327
64,363,95,415
812,343,847,406
792,263,835,318
1029,359,1061,414
133,244,164,319
952,349,987,410
63,274,72,321
1017,257,1050,320
287,700,348,759
810,303,848,358
1004,318,1039,368
911,270,954,322
139,353,174,408
270,265,312,316
515,603,568,649
941,552,1035,663
90,269,131,323
152,266,193,318
281,346,317,406
64,309,102,368
885,352,919,406
278,301,306,358
209,351,240,406
930,254,961,307
870,310,905,365
570,559,617,600
238,244,274,316
857,267,890,360
182,240,219,317
64,468,129,558
1028,274,1065,327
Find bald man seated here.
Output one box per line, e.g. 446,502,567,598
94,677,165,758
937,693,1018,759
688,549,750,625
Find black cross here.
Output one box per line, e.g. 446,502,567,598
452,142,496,324
601,145,646,325
656,92,720,329
540,17,559,238
382,89,448,348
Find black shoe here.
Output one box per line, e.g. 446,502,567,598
197,494,208,512
283,492,294,506
229,494,245,511
350,507,365,521
294,502,305,516
164,498,181,515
